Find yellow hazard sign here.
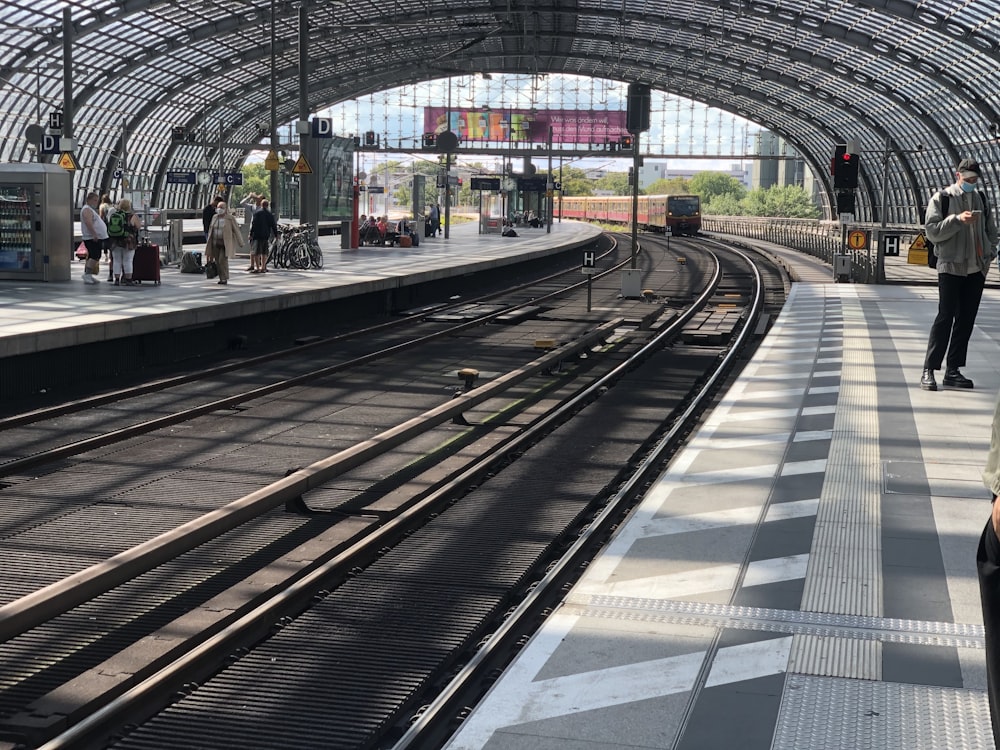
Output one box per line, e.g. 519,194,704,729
292,155,312,174
907,232,931,265
57,151,79,171
264,149,280,171
847,229,869,250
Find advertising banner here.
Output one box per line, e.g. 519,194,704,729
423,108,627,145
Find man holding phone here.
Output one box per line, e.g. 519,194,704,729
920,158,997,390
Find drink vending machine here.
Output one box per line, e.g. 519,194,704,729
0,163,72,281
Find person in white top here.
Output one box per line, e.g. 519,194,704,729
79,191,108,284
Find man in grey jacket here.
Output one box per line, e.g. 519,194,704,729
920,158,998,391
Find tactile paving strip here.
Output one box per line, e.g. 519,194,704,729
566,595,985,650
772,674,994,750
802,292,881,618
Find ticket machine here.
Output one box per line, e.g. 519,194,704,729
0,163,72,281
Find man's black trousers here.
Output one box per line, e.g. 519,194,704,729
923,270,986,371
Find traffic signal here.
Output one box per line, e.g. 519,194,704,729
833,144,860,189
365,131,377,147
422,132,436,149
620,134,634,150
836,190,856,214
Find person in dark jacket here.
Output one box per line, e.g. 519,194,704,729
249,199,278,273
202,196,223,240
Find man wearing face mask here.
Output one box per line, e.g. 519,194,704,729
920,158,998,391
204,201,245,286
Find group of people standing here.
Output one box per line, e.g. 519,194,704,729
200,192,278,285
79,192,142,285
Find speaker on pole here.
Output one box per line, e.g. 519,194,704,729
626,83,651,134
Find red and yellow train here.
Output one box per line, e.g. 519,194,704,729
561,194,701,235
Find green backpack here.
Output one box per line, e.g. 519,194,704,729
107,210,133,239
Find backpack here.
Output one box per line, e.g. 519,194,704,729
107,210,133,239
925,190,989,268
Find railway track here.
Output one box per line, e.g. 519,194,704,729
0,235,784,750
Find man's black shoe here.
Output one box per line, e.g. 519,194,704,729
943,369,974,388
920,369,937,391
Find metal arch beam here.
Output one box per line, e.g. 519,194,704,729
848,0,1000,55
6,0,988,218
18,1,995,149
119,25,949,221
168,31,933,198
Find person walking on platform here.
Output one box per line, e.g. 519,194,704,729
920,158,997,391
205,200,244,286
79,191,108,285
249,198,277,273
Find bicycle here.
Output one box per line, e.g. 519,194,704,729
268,224,323,270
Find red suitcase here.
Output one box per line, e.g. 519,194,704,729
132,243,161,285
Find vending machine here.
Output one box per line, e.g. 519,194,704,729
0,163,72,282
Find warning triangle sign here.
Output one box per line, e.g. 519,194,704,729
292,154,312,175
57,152,79,171
910,233,929,251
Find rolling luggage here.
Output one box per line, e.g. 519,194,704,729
132,242,161,285
399,234,412,248
410,230,419,247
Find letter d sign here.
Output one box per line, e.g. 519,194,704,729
311,117,333,138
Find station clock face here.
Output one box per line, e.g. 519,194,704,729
502,178,517,192
197,171,212,186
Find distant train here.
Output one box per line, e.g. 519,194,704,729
561,194,701,235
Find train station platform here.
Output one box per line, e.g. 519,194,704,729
0,220,600,360
444,279,1000,750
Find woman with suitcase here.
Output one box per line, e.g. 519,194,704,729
106,198,142,286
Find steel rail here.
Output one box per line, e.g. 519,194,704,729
0,238,617,431
0,318,623,644
391,243,766,750
0,243,629,478
32,244,718,750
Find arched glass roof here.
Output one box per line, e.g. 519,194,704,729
1,0,999,222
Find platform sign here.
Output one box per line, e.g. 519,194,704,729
166,171,196,184
582,249,597,275
882,234,900,257
518,177,548,192
40,133,60,155
847,229,869,250
212,172,244,185
907,233,931,265
470,177,501,191
367,186,384,194
48,111,62,131
311,118,333,138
